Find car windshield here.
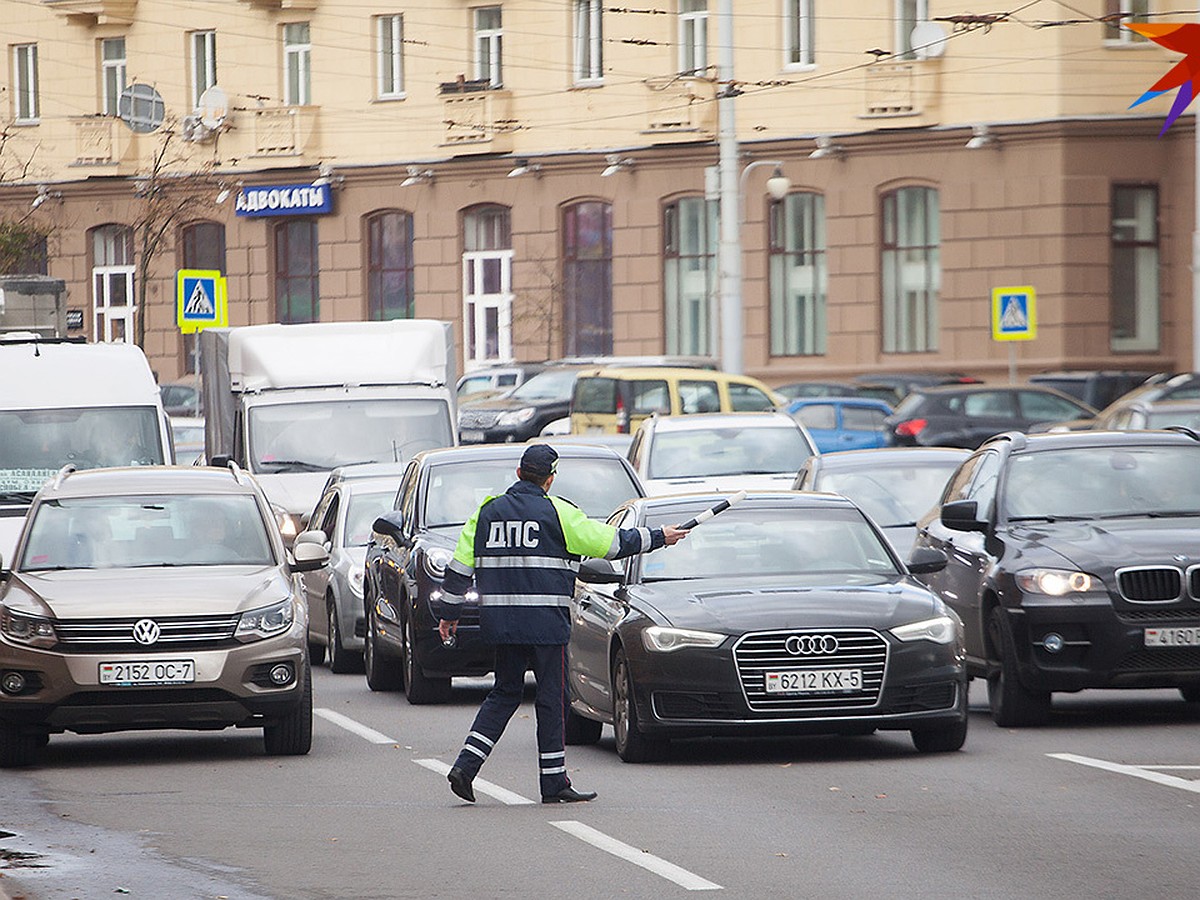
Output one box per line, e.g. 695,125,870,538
424,457,641,527
20,494,274,570
248,399,453,473
639,506,899,581
646,426,813,479
344,490,394,547
820,463,961,527
507,368,577,401
1004,446,1200,520
0,406,165,492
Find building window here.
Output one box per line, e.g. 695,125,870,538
12,44,39,123
91,225,135,343
881,186,939,353
1104,1,1149,43
563,201,613,357
101,37,127,116
284,22,311,105
180,221,226,373
574,0,603,83
664,196,717,357
785,0,814,67
376,14,405,99
463,205,513,365
367,211,415,320
679,0,708,75
474,7,503,88
769,192,826,356
274,219,319,323
1111,185,1159,352
189,31,217,107
895,0,928,60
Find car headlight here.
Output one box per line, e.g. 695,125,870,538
0,606,57,649
496,407,536,427
1015,568,1101,596
236,599,295,642
424,547,453,579
891,615,959,645
642,625,726,653
349,568,365,598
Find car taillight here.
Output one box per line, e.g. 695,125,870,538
616,395,629,433
896,418,927,437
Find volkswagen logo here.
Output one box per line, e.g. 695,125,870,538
785,634,839,656
132,619,161,646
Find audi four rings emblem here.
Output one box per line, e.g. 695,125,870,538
785,634,839,655
132,619,161,646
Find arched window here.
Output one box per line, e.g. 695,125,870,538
769,191,826,356
881,186,939,353
663,196,717,357
273,219,319,324
563,201,613,357
366,210,415,320
179,221,226,372
90,224,135,342
462,205,512,365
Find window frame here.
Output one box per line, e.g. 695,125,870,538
880,185,940,354
376,14,405,99
663,195,718,358
573,0,604,84
284,22,312,106
678,0,708,75
189,30,217,108
462,204,514,365
1103,0,1150,45
101,37,127,117
273,218,320,324
90,224,136,343
562,200,614,357
366,210,416,321
12,43,39,123
784,0,815,69
474,7,503,88
1110,183,1160,353
769,190,827,357
179,221,227,373
895,0,929,61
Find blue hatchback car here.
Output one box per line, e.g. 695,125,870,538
784,397,894,453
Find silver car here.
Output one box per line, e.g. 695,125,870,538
0,464,328,767
300,464,406,673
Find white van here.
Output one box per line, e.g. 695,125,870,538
0,337,173,565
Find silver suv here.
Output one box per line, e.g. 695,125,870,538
0,465,327,767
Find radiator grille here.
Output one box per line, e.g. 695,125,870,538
734,629,887,714
53,614,240,653
1117,567,1183,603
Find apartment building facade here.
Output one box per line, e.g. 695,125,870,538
0,0,1189,386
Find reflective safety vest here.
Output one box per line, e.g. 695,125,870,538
441,479,660,644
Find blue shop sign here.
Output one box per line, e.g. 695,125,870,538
235,183,333,217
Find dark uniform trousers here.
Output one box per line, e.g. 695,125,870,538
453,643,571,797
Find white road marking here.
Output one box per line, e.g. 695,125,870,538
550,820,722,891
414,758,536,805
1049,752,1200,794
314,708,398,744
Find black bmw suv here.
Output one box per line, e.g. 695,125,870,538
914,428,1200,726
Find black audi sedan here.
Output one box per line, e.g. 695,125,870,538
914,428,1200,727
565,492,967,761
364,443,645,703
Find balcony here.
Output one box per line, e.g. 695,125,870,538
441,90,516,154
45,0,137,25
862,61,941,118
641,76,717,142
252,106,319,157
70,117,138,168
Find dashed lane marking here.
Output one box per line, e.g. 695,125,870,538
1049,752,1200,794
550,821,723,891
314,708,398,744
414,758,536,805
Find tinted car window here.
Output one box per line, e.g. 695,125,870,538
630,380,670,415
679,380,720,414
794,404,837,430
1019,390,1090,421
509,368,578,401
941,454,983,504
965,451,1002,520
842,407,888,431
345,490,393,546
822,464,959,527
729,383,775,411
963,392,1016,417
647,426,813,478
573,377,617,414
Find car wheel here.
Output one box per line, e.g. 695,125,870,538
565,707,603,745
263,659,313,756
612,648,667,763
364,606,404,692
987,608,1052,727
0,723,40,768
911,716,968,753
403,613,452,705
307,636,326,667
1180,687,1200,703
326,600,362,675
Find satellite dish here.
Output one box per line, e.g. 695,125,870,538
196,85,229,130
910,21,948,59
117,83,165,133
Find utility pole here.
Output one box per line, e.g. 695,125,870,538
716,0,742,374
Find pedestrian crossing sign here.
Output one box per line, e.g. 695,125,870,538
991,286,1037,342
176,269,228,333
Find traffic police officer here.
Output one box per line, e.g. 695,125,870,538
439,443,687,804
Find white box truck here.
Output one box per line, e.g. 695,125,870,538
0,337,174,566
200,321,457,541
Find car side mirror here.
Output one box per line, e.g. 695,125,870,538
291,540,330,573
941,499,987,533
906,546,948,575
210,454,231,468
294,529,328,550
372,512,410,548
577,557,623,584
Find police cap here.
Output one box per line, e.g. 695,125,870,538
520,443,558,479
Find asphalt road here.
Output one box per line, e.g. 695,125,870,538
3,668,1200,899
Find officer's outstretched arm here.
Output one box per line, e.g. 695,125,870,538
550,497,665,560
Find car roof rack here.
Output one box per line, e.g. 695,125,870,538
226,459,252,486
50,464,76,490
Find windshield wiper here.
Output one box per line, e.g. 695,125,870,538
1092,510,1200,520
256,459,327,473
1007,514,1093,523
